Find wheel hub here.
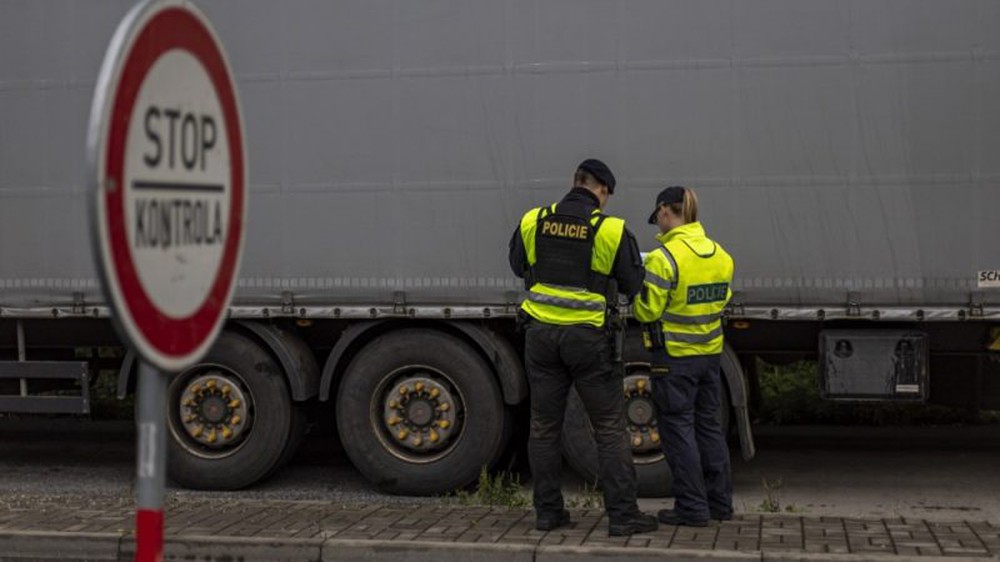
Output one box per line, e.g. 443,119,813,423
381,376,458,454
623,374,660,454
201,396,227,423
178,373,251,449
407,399,434,427
627,397,654,427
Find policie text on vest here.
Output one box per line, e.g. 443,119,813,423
133,106,225,250
686,283,729,305
541,221,589,240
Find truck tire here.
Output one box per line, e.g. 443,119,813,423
562,368,731,498
336,329,507,495
166,331,293,490
266,405,307,478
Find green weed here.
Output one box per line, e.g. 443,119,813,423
450,466,530,508
757,477,783,513
566,480,604,510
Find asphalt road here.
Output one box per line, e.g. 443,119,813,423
1,418,998,521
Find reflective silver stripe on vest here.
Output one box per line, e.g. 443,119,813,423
664,326,724,344
540,283,589,292
644,270,675,291
661,311,721,325
527,291,606,312
657,246,679,285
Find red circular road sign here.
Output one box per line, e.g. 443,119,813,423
89,1,246,372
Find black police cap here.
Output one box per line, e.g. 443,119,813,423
577,159,616,194
648,186,686,224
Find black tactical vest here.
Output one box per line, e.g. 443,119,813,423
532,204,610,294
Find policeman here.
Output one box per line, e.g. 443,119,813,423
632,186,735,527
509,159,657,537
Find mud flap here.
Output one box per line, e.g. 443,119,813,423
721,344,756,461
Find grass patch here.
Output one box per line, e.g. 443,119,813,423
757,477,782,513
566,480,604,510
752,477,805,514
451,466,531,508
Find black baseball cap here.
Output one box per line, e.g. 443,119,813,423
647,186,686,224
576,159,616,194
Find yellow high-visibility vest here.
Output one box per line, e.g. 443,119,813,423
633,222,734,356
519,203,625,328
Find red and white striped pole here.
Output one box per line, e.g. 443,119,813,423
135,361,167,562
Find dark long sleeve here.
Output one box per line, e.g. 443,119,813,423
612,228,645,301
508,226,527,279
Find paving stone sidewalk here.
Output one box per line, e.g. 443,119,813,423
1,496,998,560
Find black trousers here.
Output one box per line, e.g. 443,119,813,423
650,349,733,521
524,322,639,521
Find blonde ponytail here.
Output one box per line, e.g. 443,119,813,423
682,188,698,223
668,187,699,224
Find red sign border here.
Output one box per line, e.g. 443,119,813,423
102,7,244,360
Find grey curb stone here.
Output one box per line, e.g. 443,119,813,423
1,530,999,562
321,539,535,562
537,545,760,562
120,535,324,562
0,531,121,561
762,552,1000,562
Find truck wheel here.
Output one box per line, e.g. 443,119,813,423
336,329,507,495
562,368,730,498
166,331,293,490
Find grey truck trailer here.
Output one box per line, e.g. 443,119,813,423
1,1,999,497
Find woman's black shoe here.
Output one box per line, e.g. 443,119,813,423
608,513,658,536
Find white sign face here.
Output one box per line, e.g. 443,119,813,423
979,271,1000,289
89,0,246,372
125,50,231,319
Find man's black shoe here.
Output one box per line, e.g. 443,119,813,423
657,509,709,527
536,510,571,531
608,513,658,536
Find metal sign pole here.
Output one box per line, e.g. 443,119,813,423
135,361,167,562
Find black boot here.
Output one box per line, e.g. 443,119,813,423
608,512,658,536
536,509,572,531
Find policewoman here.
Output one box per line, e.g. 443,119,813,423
632,186,735,527
509,159,657,537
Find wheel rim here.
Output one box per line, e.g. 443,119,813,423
370,365,465,464
623,372,665,466
168,365,254,460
